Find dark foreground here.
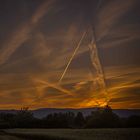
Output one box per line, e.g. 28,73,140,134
0,128,139,140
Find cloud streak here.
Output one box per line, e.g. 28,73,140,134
0,0,55,65
0,0,139,109
95,0,137,40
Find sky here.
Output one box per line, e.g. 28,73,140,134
0,0,140,109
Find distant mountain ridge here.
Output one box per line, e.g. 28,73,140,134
0,108,140,118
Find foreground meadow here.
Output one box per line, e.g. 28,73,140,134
0,128,139,140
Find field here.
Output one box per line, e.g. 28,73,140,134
0,128,139,140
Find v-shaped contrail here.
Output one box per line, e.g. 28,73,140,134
89,27,109,104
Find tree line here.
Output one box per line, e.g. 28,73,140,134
0,106,140,129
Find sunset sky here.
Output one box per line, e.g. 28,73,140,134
0,0,140,109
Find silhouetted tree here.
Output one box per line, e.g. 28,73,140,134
85,106,121,128
0,106,139,129
126,115,140,128
0,113,16,128
74,112,85,128
14,107,35,128
43,112,75,128
101,105,121,127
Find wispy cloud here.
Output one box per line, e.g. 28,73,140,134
0,0,56,65
0,0,139,109
95,0,137,40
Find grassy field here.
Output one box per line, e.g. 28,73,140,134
0,128,139,140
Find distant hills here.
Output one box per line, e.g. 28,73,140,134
0,108,140,118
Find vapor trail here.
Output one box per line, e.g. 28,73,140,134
58,31,87,84
89,30,109,104
35,79,74,96
91,0,136,104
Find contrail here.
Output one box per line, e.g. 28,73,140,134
87,0,110,106
89,32,110,104
58,31,87,84
35,79,74,96
90,0,136,104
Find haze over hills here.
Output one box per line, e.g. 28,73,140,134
0,108,140,119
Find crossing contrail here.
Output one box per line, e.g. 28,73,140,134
35,79,74,96
89,31,110,104
58,31,87,84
